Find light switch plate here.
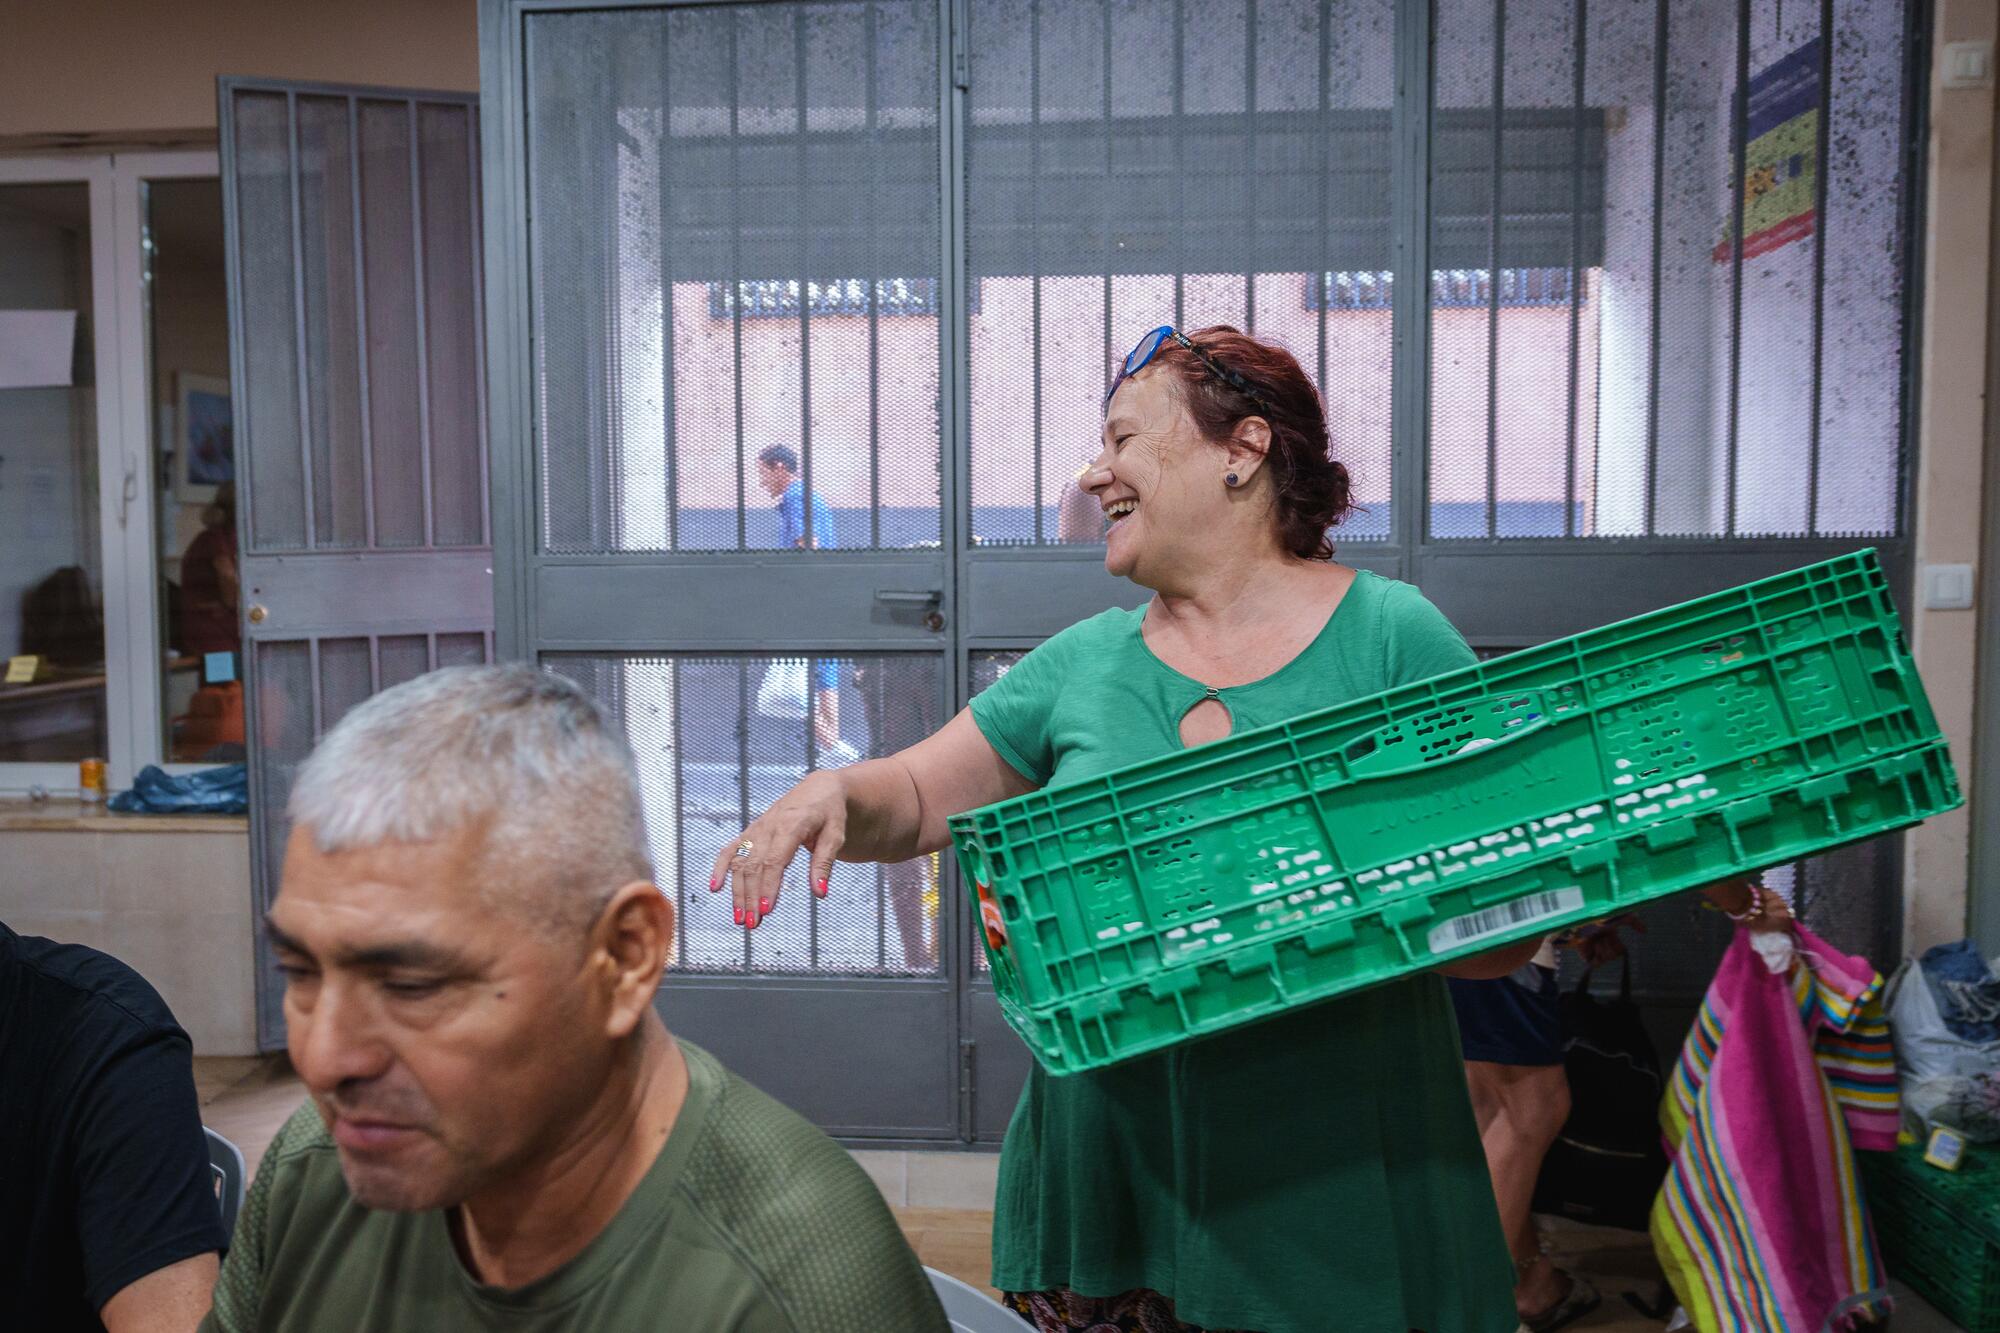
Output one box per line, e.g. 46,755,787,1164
1943,40,1993,90
1921,563,1976,610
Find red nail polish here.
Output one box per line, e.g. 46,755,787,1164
709,877,720,892
759,897,771,914
747,911,759,929
734,906,744,925
815,878,829,897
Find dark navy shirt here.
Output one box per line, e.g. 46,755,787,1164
0,923,226,1330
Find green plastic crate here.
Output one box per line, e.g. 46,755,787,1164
952,550,1960,1075
1859,1143,2000,1332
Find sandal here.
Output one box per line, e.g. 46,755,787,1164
1517,1272,1601,1333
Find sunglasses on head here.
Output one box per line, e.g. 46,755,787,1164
1104,325,1276,416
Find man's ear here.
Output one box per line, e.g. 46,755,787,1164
592,882,674,1038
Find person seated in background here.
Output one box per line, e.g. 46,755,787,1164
204,665,946,1333
1,922,226,1332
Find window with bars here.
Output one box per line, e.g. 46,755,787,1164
1427,0,1908,542
521,0,1913,555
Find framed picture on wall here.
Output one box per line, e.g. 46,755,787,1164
174,372,233,504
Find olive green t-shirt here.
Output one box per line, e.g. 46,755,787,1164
201,1041,947,1332
969,570,1517,1333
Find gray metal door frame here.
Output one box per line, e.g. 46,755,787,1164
482,0,962,1142
220,75,495,1049
481,0,1929,1140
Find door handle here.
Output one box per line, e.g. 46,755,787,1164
874,588,943,604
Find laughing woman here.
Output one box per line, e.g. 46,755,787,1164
718,327,1532,1333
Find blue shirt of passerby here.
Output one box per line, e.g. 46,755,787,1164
777,478,836,553
775,479,840,691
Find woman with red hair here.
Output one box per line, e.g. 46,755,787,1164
721,327,1538,1331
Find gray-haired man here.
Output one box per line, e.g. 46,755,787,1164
202,666,945,1332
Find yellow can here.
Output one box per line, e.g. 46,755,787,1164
79,757,107,803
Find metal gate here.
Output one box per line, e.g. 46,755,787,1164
220,77,493,1049
480,0,1924,1140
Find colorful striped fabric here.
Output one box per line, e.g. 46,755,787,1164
1651,922,1898,1333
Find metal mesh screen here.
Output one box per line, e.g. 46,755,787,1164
1428,0,1910,541
417,103,489,549
435,632,490,669
966,0,1397,546
547,652,946,976
226,87,487,555
376,634,430,690
295,95,367,549
525,3,943,555
232,92,309,551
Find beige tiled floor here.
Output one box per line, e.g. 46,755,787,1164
194,1058,1964,1330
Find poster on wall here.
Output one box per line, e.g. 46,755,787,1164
1714,37,1820,263
174,372,233,504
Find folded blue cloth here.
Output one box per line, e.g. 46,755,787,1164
108,764,249,815
1919,939,2000,1044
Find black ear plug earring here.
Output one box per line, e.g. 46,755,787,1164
1225,473,1240,488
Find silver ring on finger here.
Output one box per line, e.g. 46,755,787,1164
734,841,754,858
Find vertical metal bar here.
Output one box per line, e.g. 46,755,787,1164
346,98,379,548
805,655,820,968
368,636,381,693
1030,0,1044,544
1172,0,1185,329
866,2,883,548
308,637,324,740
1243,0,1258,330
1314,0,1330,420
1644,0,1667,536
796,6,816,552
1101,0,1114,396
426,631,438,671
1562,0,1586,538
1805,3,1832,537
1723,0,1750,536
729,17,749,551
1484,0,1505,540
465,100,492,549
737,657,752,967
942,0,974,1046
408,99,438,549
286,91,319,549
671,658,688,968
1390,0,1434,558
657,23,681,551
877,858,889,971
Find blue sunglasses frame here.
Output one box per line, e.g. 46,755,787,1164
1104,325,1277,415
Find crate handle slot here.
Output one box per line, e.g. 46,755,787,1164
1341,691,1553,781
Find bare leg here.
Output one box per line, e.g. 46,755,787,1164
814,688,842,754
1463,1059,1571,1318
885,858,936,971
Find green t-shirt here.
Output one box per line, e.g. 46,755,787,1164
201,1041,947,1332
969,570,1516,1333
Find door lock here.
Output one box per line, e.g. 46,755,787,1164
247,604,269,624
876,587,945,633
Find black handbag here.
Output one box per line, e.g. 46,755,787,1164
1531,957,1671,1232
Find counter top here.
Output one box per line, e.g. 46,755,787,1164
0,798,248,834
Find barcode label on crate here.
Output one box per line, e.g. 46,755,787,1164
1427,887,1584,954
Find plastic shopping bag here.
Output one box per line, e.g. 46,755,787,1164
1885,954,2000,1141
755,658,810,721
